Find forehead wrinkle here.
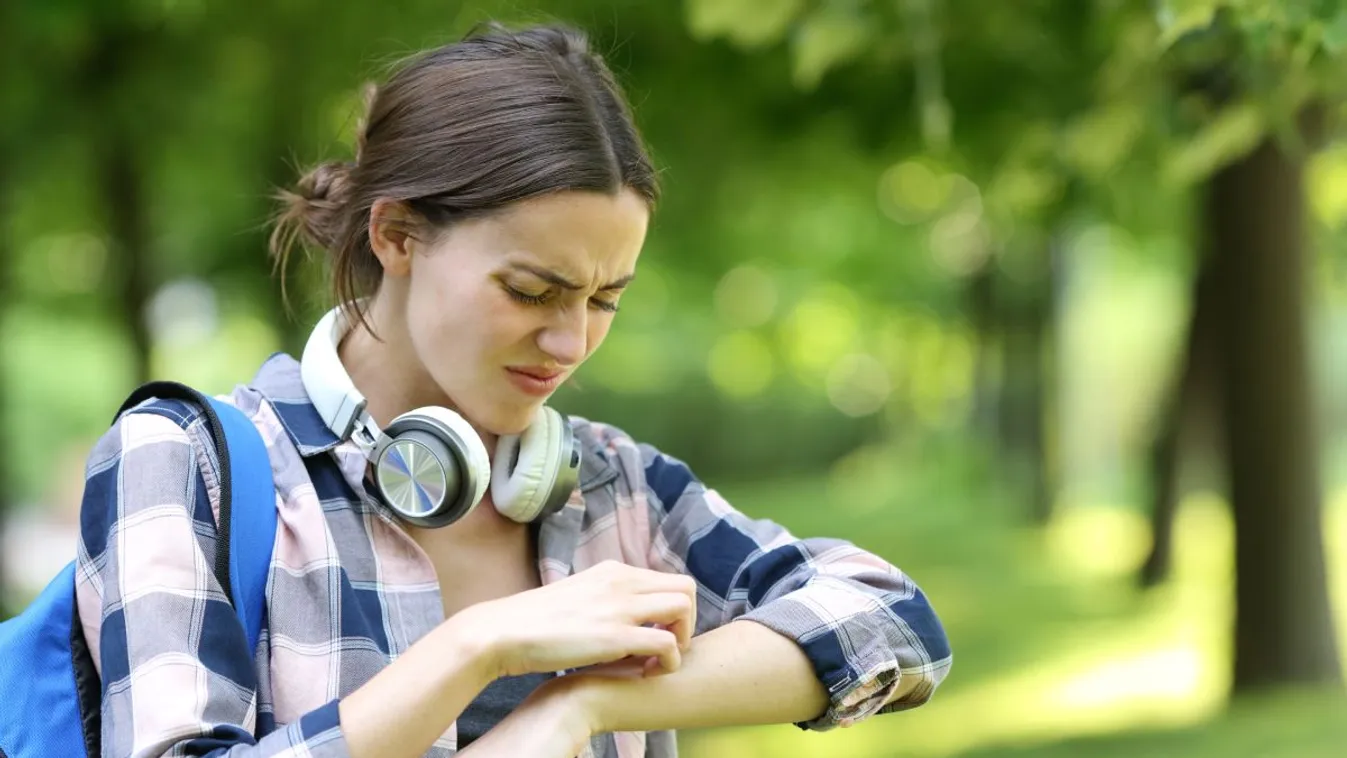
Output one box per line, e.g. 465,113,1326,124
506,258,634,292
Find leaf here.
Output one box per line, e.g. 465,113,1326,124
1163,100,1266,185
684,0,806,48
1061,102,1148,180
789,3,875,90
1155,0,1224,49
1308,143,1347,228
1321,9,1347,53
988,165,1066,220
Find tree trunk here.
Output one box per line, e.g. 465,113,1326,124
0,0,14,604
965,263,999,440
1139,254,1220,587
1208,129,1341,691
99,139,153,386
83,27,156,388
996,245,1058,524
0,143,11,605
237,23,315,357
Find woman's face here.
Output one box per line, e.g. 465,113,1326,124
395,188,649,435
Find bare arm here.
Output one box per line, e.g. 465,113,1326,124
338,616,494,758
339,559,695,758
460,618,937,758
578,620,831,733
459,620,845,758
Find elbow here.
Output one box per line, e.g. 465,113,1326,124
883,586,953,710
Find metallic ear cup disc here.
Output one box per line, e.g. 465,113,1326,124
373,429,466,527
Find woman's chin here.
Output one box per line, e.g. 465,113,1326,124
473,401,544,439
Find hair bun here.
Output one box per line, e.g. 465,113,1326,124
269,160,353,263
296,161,352,205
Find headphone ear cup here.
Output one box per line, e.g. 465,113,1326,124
375,406,491,527
492,407,568,523
371,429,462,525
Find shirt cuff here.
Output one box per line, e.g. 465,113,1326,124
739,594,904,731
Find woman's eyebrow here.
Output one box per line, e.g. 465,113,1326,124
509,262,636,291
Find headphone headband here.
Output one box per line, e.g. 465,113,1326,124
301,306,371,440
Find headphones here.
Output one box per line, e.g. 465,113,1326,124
299,305,580,528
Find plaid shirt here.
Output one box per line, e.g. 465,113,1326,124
75,353,951,758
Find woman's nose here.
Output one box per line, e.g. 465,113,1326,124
537,309,587,367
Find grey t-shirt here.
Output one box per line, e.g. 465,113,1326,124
456,671,553,748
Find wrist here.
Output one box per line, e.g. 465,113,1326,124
437,606,503,688
550,673,618,736
541,676,603,744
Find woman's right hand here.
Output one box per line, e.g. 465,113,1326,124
455,560,698,680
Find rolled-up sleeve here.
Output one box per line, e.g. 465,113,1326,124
637,442,952,731
75,401,351,757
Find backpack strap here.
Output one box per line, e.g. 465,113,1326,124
207,396,277,655
117,382,278,655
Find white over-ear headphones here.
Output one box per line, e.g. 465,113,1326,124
299,305,580,528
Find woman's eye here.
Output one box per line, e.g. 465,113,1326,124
505,286,550,305
507,283,620,313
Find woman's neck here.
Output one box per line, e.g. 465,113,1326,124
336,300,499,454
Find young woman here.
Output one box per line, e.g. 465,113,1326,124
75,22,951,758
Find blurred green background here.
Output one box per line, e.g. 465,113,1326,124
5,0,1347,755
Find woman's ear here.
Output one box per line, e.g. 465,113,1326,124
368,199,422,277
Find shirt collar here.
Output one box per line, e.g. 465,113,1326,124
246,352,619,492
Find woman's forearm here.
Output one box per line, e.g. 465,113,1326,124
339,613,497,758
454,621,830,758
579,620,830,734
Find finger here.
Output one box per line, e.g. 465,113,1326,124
576,657,650,680
623,592,694,649
642,655,667,678
604,564,697,596
612,625,681,675
667,594,696,651
646,575,696,648
646,618,693,655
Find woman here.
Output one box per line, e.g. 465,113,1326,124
75,22,951,758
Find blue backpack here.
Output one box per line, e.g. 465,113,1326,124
0,381,278,758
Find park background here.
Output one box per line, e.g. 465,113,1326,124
4,0,1347,755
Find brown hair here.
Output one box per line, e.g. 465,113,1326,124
270,22,660,324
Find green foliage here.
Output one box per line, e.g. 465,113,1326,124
789,3,876,91
685,0,805,48
682,0,1347,221
8,0,1346,501
0,0,979,500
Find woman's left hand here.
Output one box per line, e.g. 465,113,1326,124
455,676,598,758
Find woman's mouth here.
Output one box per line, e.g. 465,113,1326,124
505,367,565,396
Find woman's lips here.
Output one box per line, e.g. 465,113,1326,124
505,367,564,396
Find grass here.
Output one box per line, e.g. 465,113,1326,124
674,442,1347,758
952,689,1347,758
